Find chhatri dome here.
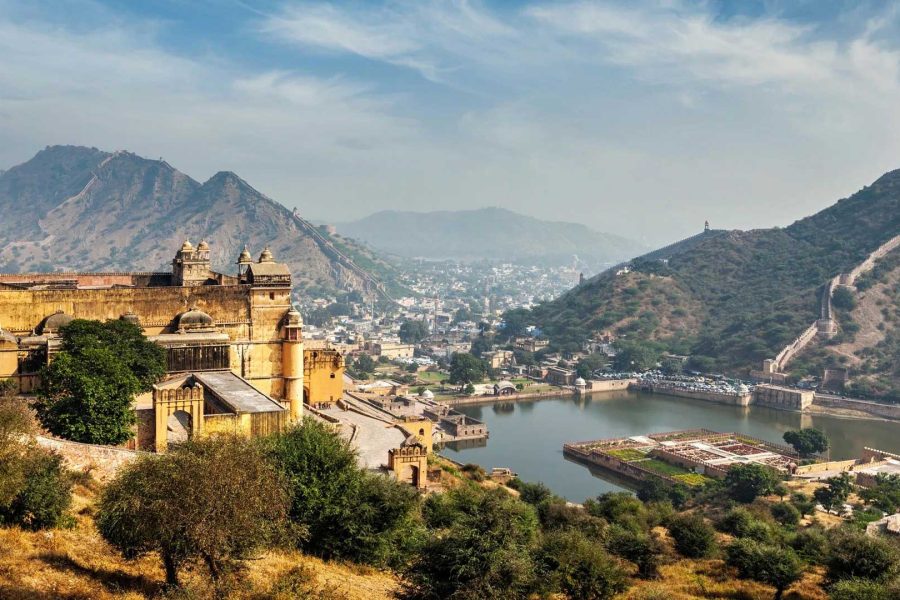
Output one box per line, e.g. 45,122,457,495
259,247,275,263
180,240,194,252
237,246,252,264
197,240,210,251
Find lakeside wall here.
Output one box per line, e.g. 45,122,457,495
813,395,900,420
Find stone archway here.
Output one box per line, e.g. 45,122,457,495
167,410,192,447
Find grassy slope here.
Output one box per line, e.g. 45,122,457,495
533,170,900,373
0,481,399,600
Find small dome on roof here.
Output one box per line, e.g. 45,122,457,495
420,389,434,399
197,240,209,251
574,377,587,386
38,311,74,335
176,306,214,331
259,247,275,263
285,306,303,327
237,246,252,264
180,240,194,252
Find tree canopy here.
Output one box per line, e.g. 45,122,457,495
399,320,430,344
725,463,780,503
448,352,487,385
783,428,829,458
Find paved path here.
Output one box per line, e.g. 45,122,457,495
320,406,405,470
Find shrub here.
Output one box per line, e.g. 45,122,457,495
770,502,801,527
264,420,420,566
517,480,554,506
725,463,779,503
585,492,648,533
825,528,900,583
667,513,716,558
718,507,774,542
407,486,539,599
606,525,663,579
829,578,892,600
0,447,72,530
814,473,854,512
538,500,607,540
725,538,802,600
98,436,288,588
789,527,828,564
538,530,629,600
791,492,815,517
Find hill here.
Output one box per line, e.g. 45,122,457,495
0,146,400,299
336,207,647,268
529,169,900,383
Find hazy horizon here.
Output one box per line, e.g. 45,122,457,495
3,1,900,247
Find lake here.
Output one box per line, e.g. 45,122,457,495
441,390,900,502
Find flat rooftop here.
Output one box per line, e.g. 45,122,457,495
192,371,284,414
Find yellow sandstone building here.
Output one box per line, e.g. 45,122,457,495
0,241,344,450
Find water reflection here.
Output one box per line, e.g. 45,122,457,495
441,391,900,502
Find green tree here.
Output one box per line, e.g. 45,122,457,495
606,525,663,579
448,352,487,385
399,320,429,344
354,353,376,374
725,463,779,503
790,492,815,518
97,436,288,588
0,445,72,531
825,528,899,583
725,539,802,600
814,472,853,512
500,308,532,340
576,353,608,380
407,486,539,599
538,530,628,600
831,287,857,311
612,341,659,372
35,319,165,444
859,474,900,513
667,513,716,558
264,419,420,566
770,502,801,527
782,428,829,458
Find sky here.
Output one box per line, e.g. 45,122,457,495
2,0,900,246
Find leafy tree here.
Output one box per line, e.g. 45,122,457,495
825,528,900,583
354,353,376,374
814,472,853,512
782,428,829,458
606,525,663,579
585,492,649,534
537,500,607,540
537,530,628,600
514,480,554,507
448,352,487,385
725,539,802,600
500,308,532,340
399,320,429,344
789,527,828,564
612,341,659,372
791,492,815,518
0,445,72,531
97,436,288,588
470,335,493,358
725,463,779,503
264,419,420,565
859,474,900,513
770,502,801,527
35,319,165,444
576,353,608,380
407,486,539,599
667,513,716,558
660,357,684,376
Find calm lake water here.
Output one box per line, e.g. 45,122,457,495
441,390,900,502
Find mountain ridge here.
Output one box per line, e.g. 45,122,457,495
336,207,647,267
527,168,900,396
0,146,396,298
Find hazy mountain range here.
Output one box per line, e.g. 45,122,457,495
336,208,647,267
0,146,395,297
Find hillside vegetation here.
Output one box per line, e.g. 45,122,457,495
0,145,401,298
530,169,900,374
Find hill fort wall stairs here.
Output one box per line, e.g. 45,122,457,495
760,233,900,377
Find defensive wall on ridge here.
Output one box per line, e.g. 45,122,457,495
768,233,900,373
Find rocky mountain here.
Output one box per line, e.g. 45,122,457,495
528,169,900,392
336,207,646,268
0,146,397,298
